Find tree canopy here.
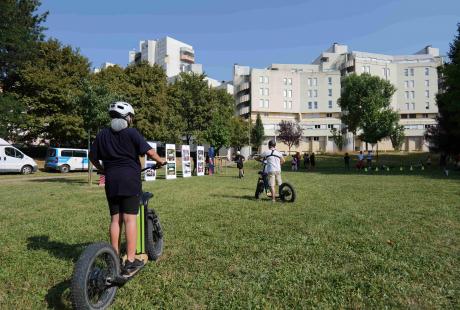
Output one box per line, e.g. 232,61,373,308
277,120,303,154
251,114,264,151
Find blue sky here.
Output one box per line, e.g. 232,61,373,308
39,0,460,81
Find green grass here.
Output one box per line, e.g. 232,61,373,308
0,154,459,309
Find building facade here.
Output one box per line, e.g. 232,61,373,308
234,43,443,153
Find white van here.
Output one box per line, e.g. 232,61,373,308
44,147,90,173
0,138,38,174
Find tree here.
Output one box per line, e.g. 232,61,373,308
0,0,48,90
339,73,398,155
251,113,264,152
390,124,405,151
330,127,345,151
10,39,91,145
168,72,214,144
426,23,460,156
230,117,250,150
0,93,25,141
277,120,303,154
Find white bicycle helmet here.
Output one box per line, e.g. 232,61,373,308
108,101,135,119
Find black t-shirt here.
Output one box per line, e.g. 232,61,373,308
90,128,152,197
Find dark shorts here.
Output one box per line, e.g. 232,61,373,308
107,195,139,216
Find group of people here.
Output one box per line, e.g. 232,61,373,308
291,152,316,171
352,150,373,170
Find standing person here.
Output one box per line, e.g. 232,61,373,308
234,150,245,178
291,155,297,171
208,146,215,175
367,150,373,168
303,152,310,170
89,101,166,276
310,152,316,170
295,152,301,170
356,151,365,169
258,140,285,202
426,154,432,167
344,152,350,170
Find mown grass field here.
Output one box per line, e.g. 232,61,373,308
0,154,459,309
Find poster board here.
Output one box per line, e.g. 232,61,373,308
196,146,205,176
181,145,192,178
144,142,157,181
165,144,177,179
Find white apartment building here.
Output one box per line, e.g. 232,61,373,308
129,36,233,94
234,43,443,153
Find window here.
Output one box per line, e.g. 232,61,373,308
288,90,292,98
326,113,332,118
327,124,334,129
423,113,428,118
259,99,264,107
411,103,415,110
47,149,56,157
404,68,409,76
283,100,287,109
410,91,415,100
401,114,408,119
283,90,287,97
264,99,269,108
362,66,370,73
313,137,319,141
5,147,23,158
288,78,292,85
73,151,87,158
425,124,432,129
425,67,429,76
409,114,416,119
382,67,390,78
259,88,264,96
425,90,430,98
308,90,312,98
308,102,312,109
314,101,318,109
406,103,410,110
259,76,264,83
314,125,321,129
312,78,317,86
61,150,73,157
328,89,332,96
328,100,333,109
313,90,317,97
425,80,429,87
425,102,430,109
264,76,269,84
328,77,332,85
405,91,409,100
288,101,292,109
283,78,287,85
264,88,269,96
404,81,409,88
308,78,312,86
410,80,415,88
410,68,414,76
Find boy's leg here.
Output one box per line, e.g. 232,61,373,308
110,213,122,255
123,213,137,262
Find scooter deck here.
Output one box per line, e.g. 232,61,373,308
121,253,149,264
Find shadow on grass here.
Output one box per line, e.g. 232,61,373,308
212,194,258,201
27,235,91,262
27,177,90,184
46,280,71,310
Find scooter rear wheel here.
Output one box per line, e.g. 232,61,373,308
279,182,296,202
71,242,120,310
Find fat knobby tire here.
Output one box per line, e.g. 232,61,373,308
146,209,163,261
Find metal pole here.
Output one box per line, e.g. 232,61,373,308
88,129,92,186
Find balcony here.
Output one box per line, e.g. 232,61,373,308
237,82,250,93
237,94,250,105
180,47,195,64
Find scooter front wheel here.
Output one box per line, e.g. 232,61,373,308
146,209,164,261
279,182,296,203
71,242,120,310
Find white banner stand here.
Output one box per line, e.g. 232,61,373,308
165,144,177,179
196,146,205,176
181,145,192,178
144,142,157,181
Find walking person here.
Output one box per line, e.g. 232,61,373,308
234,150,245,178
303,152,310,170
291,155,297,171
344,152,350,170
356,151,365,170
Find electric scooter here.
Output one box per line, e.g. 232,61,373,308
254,160,296,202
70,164,164,310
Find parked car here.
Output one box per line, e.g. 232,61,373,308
45,147,91,173
0,138,38,175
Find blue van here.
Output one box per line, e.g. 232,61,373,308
45,148,90,173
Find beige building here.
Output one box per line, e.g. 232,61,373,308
234,43,443,153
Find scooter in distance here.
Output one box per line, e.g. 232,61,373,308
70,164,164,310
